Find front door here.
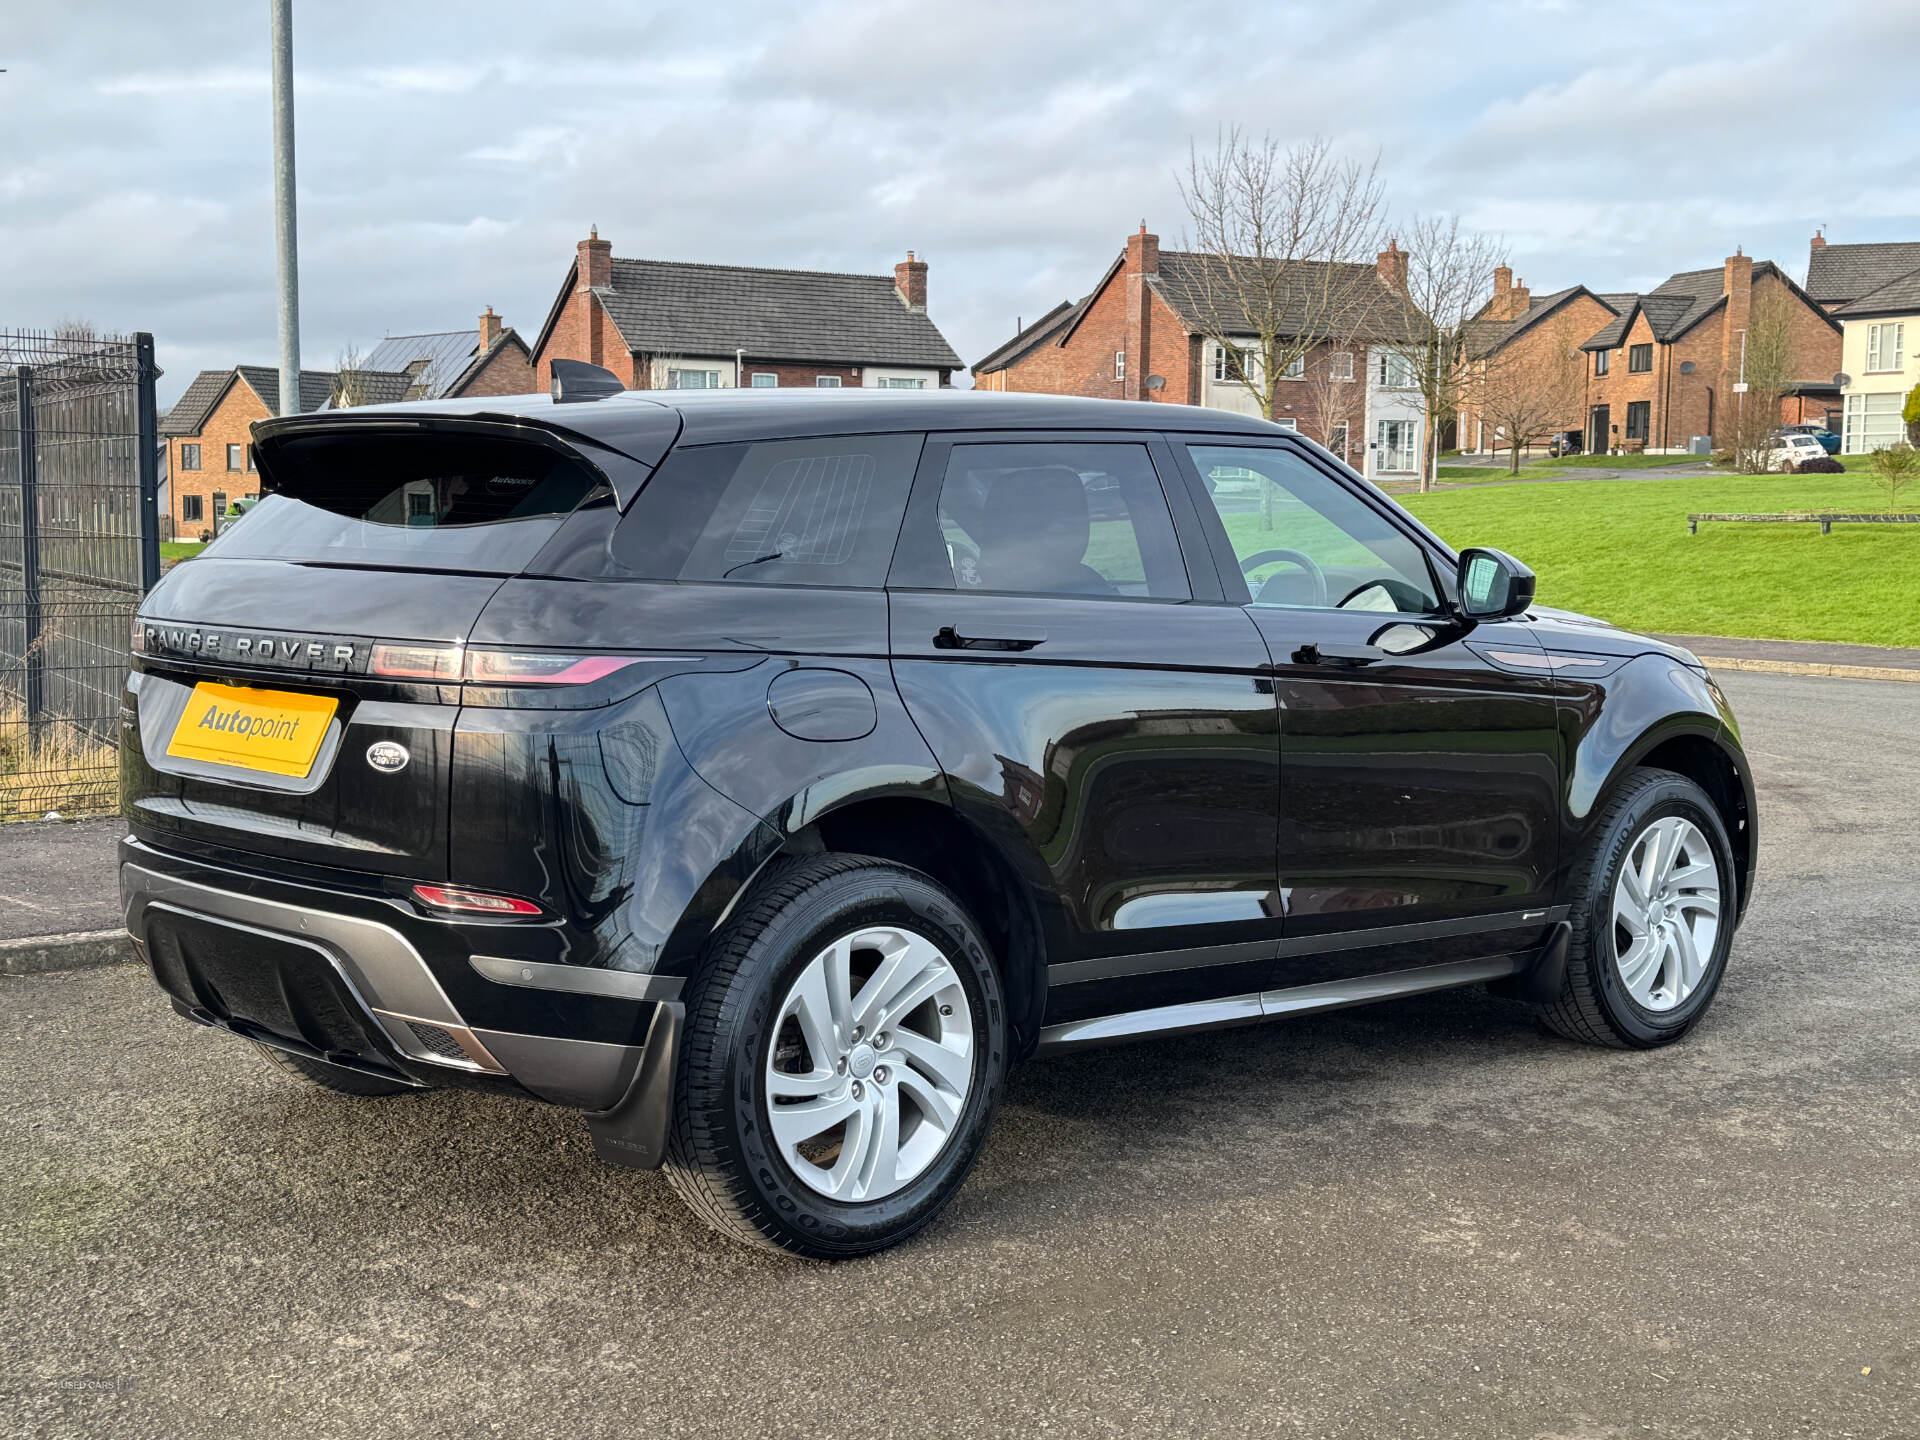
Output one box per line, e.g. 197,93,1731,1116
887,433,1281,1024
1173,437,1564,987
1589,404,1610,456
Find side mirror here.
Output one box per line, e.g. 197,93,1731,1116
1456,547,1536,621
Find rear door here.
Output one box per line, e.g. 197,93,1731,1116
1171,437,1563,984
886,432,1280,1024
123,422,628,879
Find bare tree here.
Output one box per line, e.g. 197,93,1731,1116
332,341,375,408
1726,288,1796,473
1865,442,1917,509
1176,131,1388,423
1377,214,1507,492
1471,316,1588,474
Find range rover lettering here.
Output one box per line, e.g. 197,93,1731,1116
119,370,1755,1257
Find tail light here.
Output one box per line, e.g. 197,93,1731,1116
369,642,655,686
464,650,650,685
412,884,542,917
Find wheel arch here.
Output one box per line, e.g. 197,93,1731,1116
783,796,1052,1060
1568,661,1756,922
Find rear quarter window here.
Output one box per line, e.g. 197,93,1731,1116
611,434,923,588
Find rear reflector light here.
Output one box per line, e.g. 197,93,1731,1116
371,643,463,680
412,884,542,916
463,650,649,685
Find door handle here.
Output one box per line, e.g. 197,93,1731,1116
1289,643,1379,668
933,625,1046,652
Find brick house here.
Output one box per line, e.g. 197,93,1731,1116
1577,253,1839,454
1804,231,1920,313
529,230,962,392
1459,251,1839,456
158,366,366,539
343,308,535,403
970,226,1426,480
1458,271,1631,455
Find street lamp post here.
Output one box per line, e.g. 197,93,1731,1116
270,0,301,417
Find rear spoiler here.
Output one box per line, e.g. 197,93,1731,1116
251,403,683,510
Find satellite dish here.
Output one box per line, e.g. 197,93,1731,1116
1145,375,1166,391
1678,360,1695,374
1834,372,1851,387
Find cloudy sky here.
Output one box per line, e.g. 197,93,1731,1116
5,0,1918,408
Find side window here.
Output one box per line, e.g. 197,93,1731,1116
913,443,1189,600
610,433,921,588
1186,444,1439,614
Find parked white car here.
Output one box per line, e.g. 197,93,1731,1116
1764,434,1829,472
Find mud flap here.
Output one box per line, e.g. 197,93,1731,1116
582,1000,683,1170
1489,920,1572,1004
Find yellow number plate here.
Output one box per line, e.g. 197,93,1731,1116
167,682,339,778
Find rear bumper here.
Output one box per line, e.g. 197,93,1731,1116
120,837,678,1125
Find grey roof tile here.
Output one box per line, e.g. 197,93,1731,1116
233,365,342,416
158,368,235,436
1834,264,1920,317
595,257,962,369
973,298,1082,373
1807,241,1920,304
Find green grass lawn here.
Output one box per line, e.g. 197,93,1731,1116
160,541,201,563
1399,472,1920,648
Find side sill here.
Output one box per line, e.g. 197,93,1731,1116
1035,952,1528,1054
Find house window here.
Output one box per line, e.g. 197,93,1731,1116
877,377,926,389
1625,400,1650,441
247,446,256,472
814,375,843,388
1628,344,1653,373
1330,351,1354,382
1281,354,1305,380
749,373,778,387
1375,351,1417,388
1114,350,1126,382
666,368,721,389
1843,391,1905,452
180,493,203,523
1375,419,1419,472
1594,349,1610,376
1328,423,1349,454
1212,345,1259,384
180,443,201,471
226,443,243,471
1866,322,1906,373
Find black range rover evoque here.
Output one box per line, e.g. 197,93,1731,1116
121,368,1755,1256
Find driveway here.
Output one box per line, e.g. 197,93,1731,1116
3,672,1915,1439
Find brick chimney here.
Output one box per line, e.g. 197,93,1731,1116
479,305,502,352
577,226,612,292
1377,237,1409,292
1722,247,1754,375
1489,264,1531,321
894,251,928,312
1810,228,1827,252
1124,224,1159,402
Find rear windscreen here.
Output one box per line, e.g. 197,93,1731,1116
213,430,612,573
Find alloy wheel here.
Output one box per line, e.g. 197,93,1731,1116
763,925,975,1202
1611,815,1722,1013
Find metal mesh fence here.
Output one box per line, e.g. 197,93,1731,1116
0,329,159,820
